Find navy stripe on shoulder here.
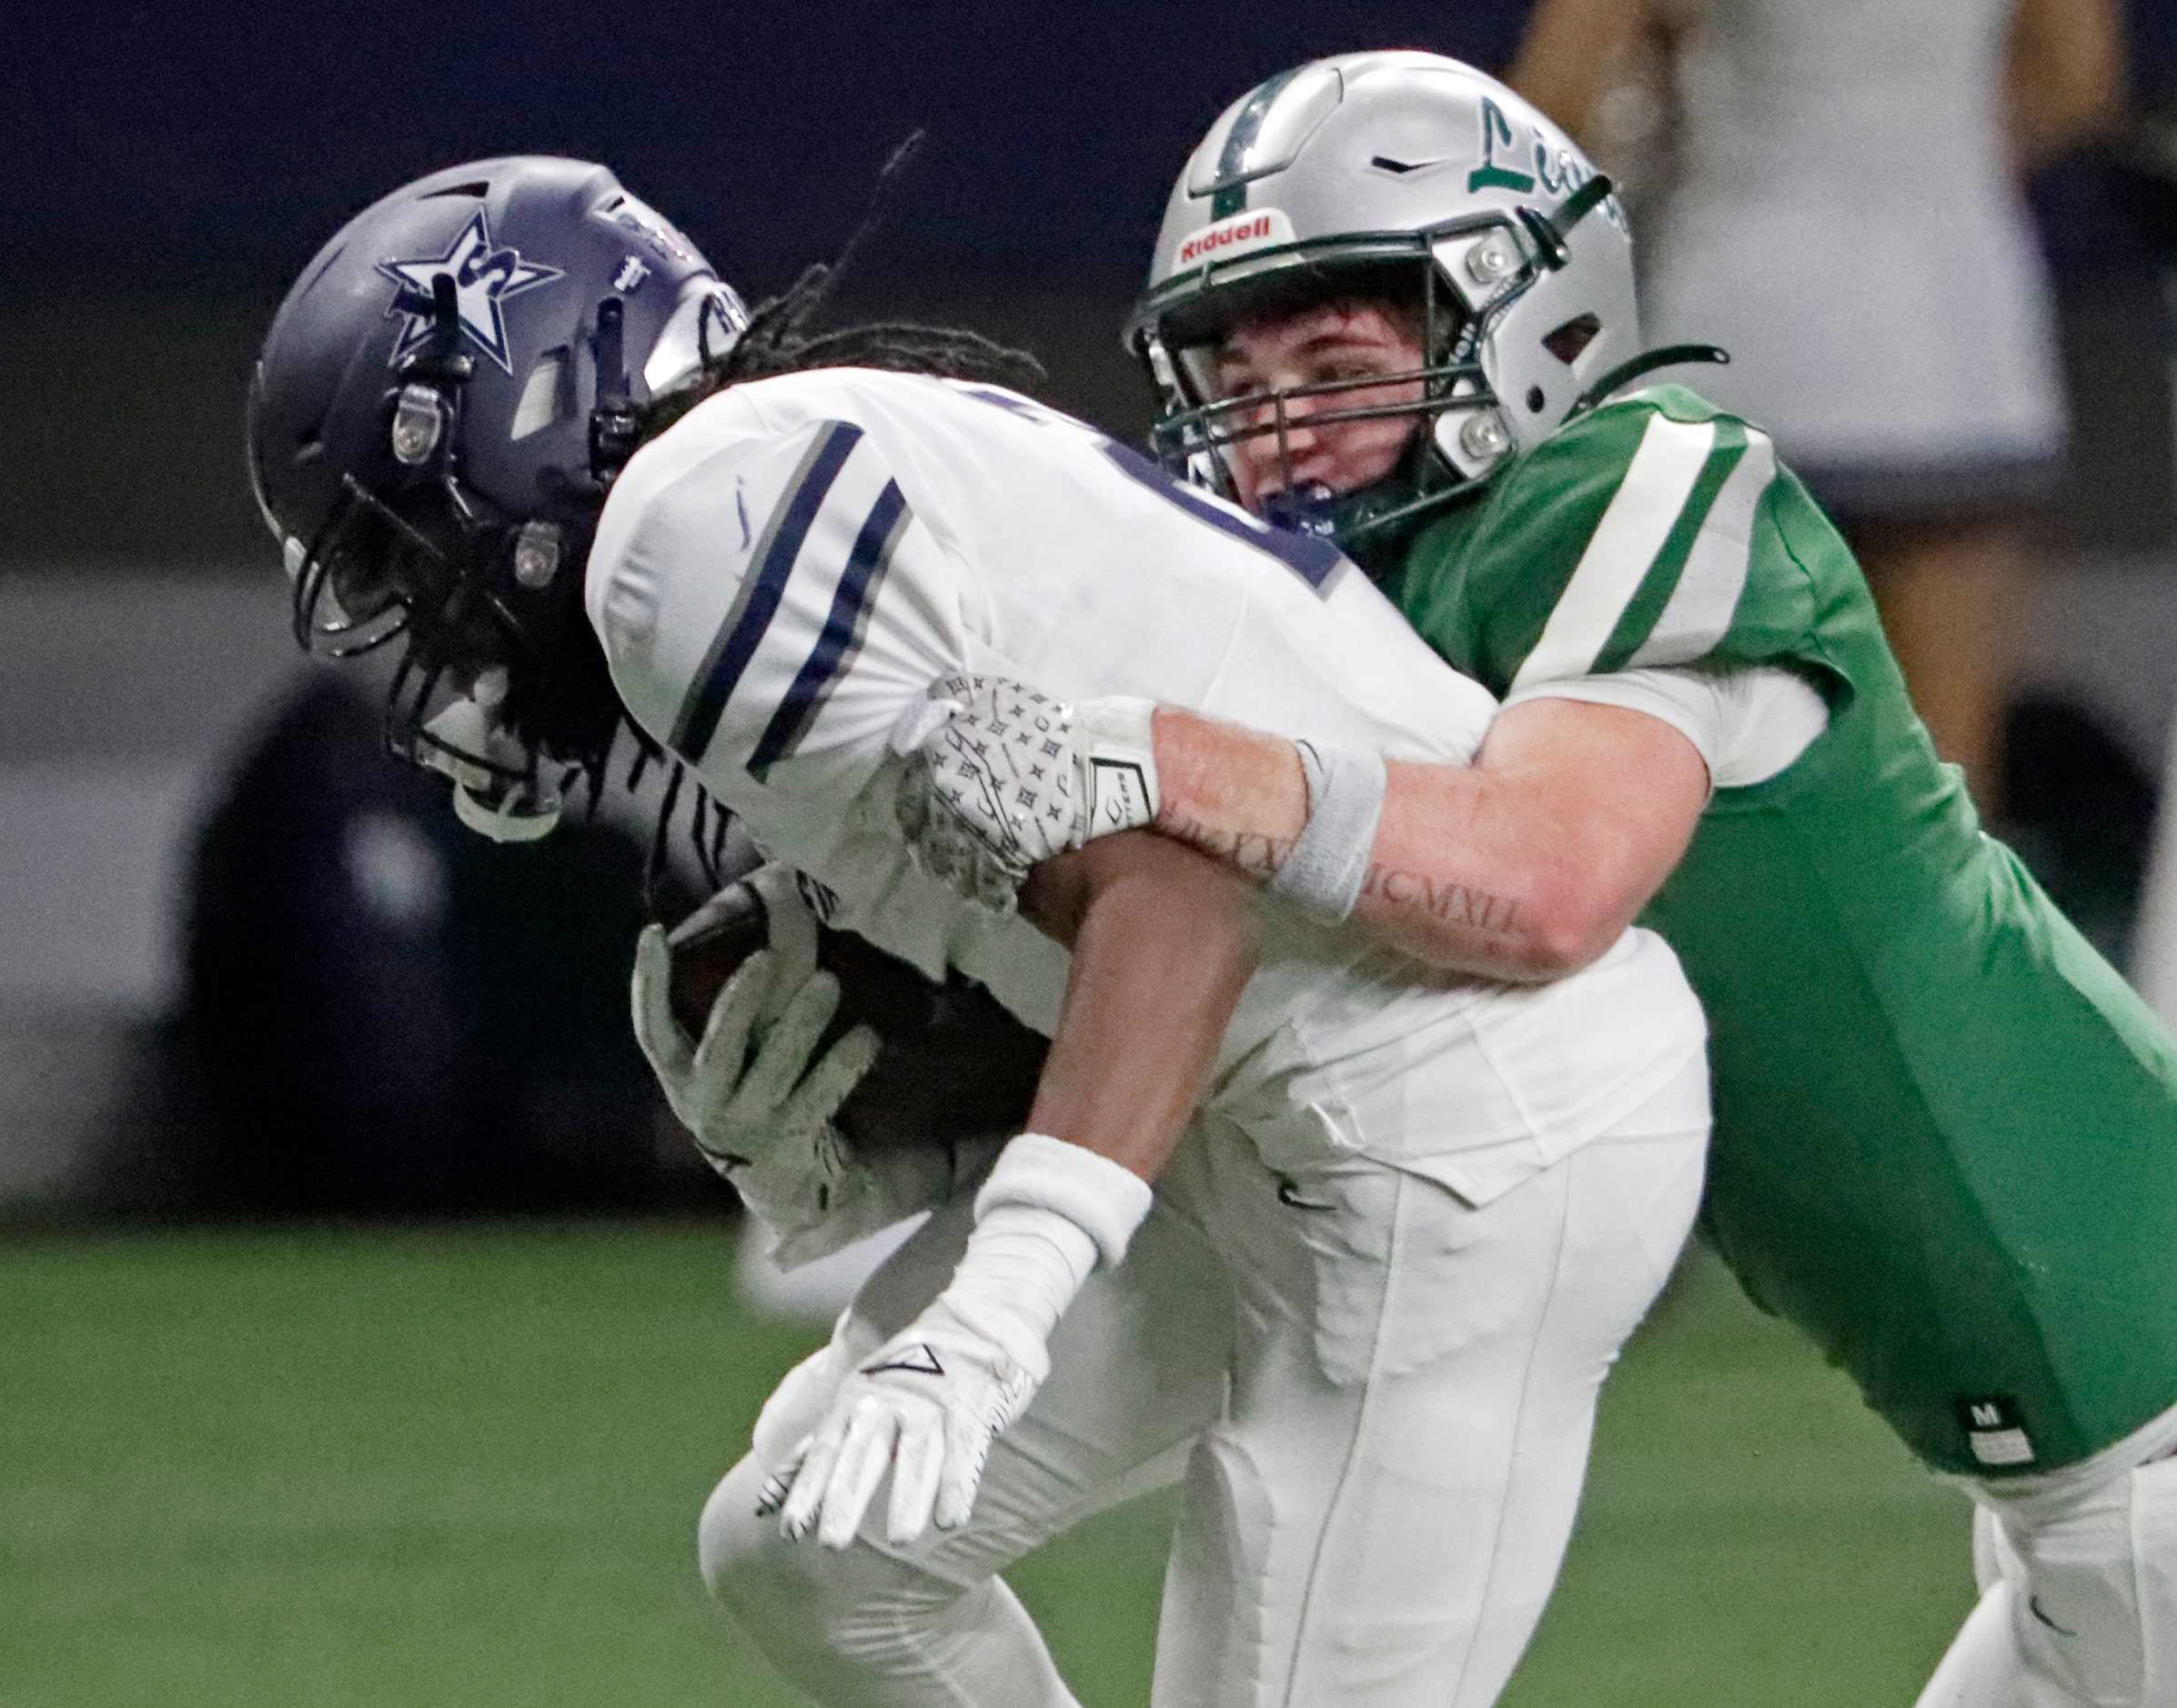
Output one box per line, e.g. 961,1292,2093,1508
1099,440,1346,594
747,478,912,780
670,420,863,763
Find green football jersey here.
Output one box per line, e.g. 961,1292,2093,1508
1396,384,2177,1476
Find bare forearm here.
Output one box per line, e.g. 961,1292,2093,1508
1149,707,1309,879
1356,758,1564,977
1153,709,1568,978
1149,701,1706,980
1017,833,1259,1181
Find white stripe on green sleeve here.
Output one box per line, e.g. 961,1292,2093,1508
1628,427,1775,669
1508,414,1718,693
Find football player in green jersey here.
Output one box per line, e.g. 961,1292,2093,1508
893,52,2177,1708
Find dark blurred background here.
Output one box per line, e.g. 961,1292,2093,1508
7,0,2177,1219
0,1,1537,567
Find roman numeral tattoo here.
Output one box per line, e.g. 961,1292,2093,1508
1358,865,1523,935
1163,813,1523,939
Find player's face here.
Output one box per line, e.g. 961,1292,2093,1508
1204,302,1427,512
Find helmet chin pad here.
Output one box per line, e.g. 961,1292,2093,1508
1161,361,1488,574
418,696,567,842
451,784,562,843
1221,428,1456,581
1308,430,1462,574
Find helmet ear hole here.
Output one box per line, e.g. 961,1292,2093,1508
511,348,570,441
1542,313,1602,367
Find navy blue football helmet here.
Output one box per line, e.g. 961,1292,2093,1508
247,157,746,839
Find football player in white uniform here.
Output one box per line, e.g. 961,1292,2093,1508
248,157,1710,1707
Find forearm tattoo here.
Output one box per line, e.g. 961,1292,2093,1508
1358,866,1524,937
1164,812,1524,939
1162,811,1293,878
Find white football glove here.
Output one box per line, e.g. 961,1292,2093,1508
774,1294,1047,1548
892,675,1160,911
632,869,909,1269
771,1133,1153,1549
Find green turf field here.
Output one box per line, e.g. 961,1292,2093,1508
2,1221,1974,1706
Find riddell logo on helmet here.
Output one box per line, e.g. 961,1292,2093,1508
1177,208,1296,269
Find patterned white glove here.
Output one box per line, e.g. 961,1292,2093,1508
631,872,894,1269
892,675,1160,911
773,1133,1152,1549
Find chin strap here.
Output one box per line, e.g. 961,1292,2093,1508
417,692,566,842
590,296,640,483
1567,344,1731,420
1328,475,1484,565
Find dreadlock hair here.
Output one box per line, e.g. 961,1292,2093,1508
628,132,1045,915
639,267,1046,442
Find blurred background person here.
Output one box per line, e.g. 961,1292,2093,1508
2104,0,2177,1025
183,675,675,1215
1512,0,2125,817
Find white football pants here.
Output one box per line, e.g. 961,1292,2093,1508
1916,1402,2177,1708
698,1057,1708,1708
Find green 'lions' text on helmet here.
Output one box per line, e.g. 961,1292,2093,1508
1130,52,1687,565
247,157,746,839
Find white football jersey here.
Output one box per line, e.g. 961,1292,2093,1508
588,368,1705,1202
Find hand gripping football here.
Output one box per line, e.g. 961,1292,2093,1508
665,879,1047,1154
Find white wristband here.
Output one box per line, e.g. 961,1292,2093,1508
973,1130,1154,1270
1075,698,1161,839
941,1204,1098,1356
1269,740,1386,923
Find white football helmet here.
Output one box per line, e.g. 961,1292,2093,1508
1131,52,1709,561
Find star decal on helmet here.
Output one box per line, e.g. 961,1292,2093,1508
378,211,564,375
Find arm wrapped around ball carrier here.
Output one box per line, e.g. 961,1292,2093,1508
897,673,1713,980
892,674,1385,924
631,863,1048,1269
891,677,1163,911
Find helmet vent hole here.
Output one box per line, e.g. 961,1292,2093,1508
1526,387,1546,413
421,182,490,200
1370,155,1425,175
1541,313,1602,366
510,348,571,441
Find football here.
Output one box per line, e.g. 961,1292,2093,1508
665,882,775,1040
665,877,1047,1152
